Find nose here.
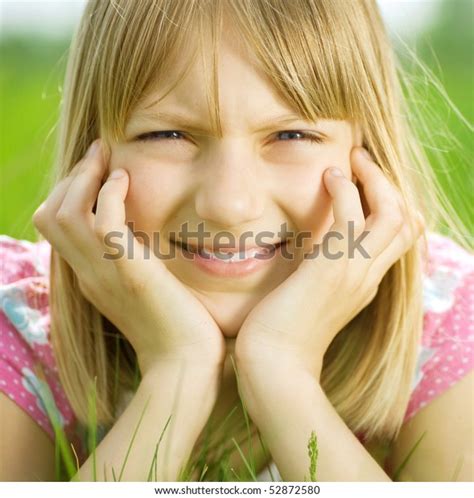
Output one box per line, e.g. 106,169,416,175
194,143,266,228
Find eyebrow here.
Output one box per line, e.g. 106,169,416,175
129,109,315,135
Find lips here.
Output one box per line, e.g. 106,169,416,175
171,238,286,262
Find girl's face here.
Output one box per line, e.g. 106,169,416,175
109,30,362,338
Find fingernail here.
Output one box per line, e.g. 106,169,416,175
86,139,100,157
108,169,125,180
330,167,344,177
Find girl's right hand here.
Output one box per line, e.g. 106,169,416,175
33,139,226,376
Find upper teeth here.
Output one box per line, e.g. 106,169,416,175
200,247,270,262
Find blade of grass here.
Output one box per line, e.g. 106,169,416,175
87,376,98,481
54,431,61,481
178,461,191,481
230,355,257,478
132,360,141,390
201,404,240,454
146,413,172,481
201,416,259,481
217,453,232,481
199,464,209,481
117,394,152,481
112,333,120,412
70,442,80,476
230,467,242,481
231,437,257,481
187,403,245,478
450,455,464,481
392,430,427,481
31,361,77,480
182,408,217,480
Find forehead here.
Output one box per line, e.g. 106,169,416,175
129,32,305,134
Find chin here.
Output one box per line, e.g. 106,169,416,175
192,289,259,338
213,311,245,338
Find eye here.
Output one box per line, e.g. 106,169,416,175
135,129,325,145
136,130,187,142
274,130,324,144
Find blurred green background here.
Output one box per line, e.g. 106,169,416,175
0,0,472,242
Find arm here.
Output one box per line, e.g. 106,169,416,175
75,359,222,481
0,394,57,481
236,357,391,481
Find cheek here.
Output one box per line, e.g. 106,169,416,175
125,176,157,228
122,166,188,231
273,165,333,233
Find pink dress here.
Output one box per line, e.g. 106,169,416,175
1,232,473,477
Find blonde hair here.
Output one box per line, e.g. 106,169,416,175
47,0,470,453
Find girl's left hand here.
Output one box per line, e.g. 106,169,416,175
234,147,425,379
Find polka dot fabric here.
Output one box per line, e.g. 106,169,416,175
0,236,84,456
403,232,474,423
0,232,473,470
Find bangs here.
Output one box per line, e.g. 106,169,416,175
95,0,222,142
92,0,378,143
228,0,359,122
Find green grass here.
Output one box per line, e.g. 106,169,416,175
307,431,318,482
0,36,67,241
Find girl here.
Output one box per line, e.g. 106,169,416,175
1,0,473,482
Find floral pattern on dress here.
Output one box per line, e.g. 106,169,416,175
411,343,438,392
422,265,465,314
21,365,65,429
0,284,49,347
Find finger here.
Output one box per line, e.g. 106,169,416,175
33,153,90,228
324,166,366,230
94,168,130,250
349,147,405,260
33,182,91,270
33,150,103,270
318,166,366,259
55,139,108,243
94,169,152,266
365,212,426,287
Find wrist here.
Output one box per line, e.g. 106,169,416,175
141,355,224,381
235,346,323,384
138,346,226,379
139,358,224,422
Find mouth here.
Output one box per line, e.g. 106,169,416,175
170,238,288,263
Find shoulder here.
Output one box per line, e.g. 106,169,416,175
403,231,474,424
0,236,83,452
389,370,473,481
